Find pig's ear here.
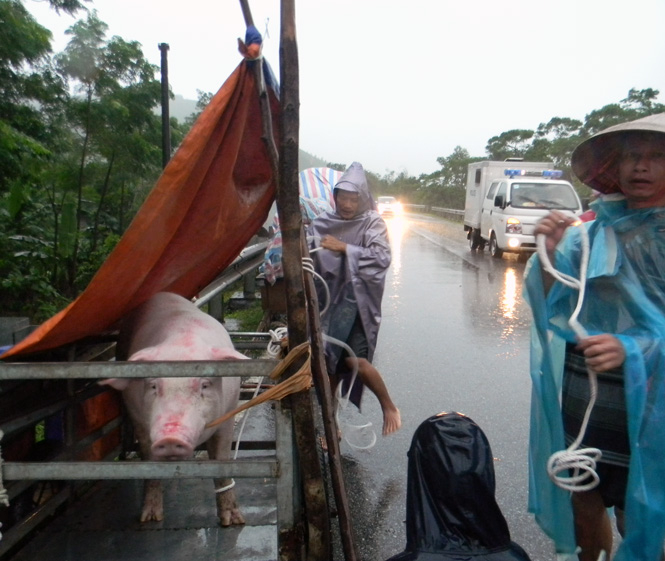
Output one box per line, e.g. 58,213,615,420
214,348,249,361
99,378,130,391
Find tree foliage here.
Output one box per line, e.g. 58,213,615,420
0,1,169,319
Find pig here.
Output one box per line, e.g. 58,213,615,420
100,291,246,526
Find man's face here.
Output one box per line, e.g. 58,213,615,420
619,134,665,209
335,190,361,219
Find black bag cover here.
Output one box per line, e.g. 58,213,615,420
386,412,531,561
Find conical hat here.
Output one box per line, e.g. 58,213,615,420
571,113,665,193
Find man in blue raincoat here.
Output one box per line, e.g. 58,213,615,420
524,113,665,561
309,162,401,436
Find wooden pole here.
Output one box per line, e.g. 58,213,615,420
278,1,332,559
303,238,359,561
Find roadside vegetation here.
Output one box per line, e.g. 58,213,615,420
2,0,664,323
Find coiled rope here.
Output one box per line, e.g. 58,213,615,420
536,219,602,493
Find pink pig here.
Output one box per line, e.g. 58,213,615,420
101,292,246,526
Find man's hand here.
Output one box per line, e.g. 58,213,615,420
535,210,577,254
535,210,578,293
577,334,626,372
321,235,347,253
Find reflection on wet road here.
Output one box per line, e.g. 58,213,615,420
339,213,556,561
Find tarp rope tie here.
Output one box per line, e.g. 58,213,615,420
536,221,602,493
267,326,289,358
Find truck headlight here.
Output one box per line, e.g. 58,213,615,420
505,217,522,234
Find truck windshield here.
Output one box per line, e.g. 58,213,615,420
509,183,579,210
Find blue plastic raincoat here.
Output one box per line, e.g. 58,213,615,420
524,197,665,560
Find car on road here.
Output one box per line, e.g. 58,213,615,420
377,196,402,217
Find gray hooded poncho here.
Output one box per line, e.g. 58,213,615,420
308,162,391,406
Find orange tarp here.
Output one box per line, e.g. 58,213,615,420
2,60,279,359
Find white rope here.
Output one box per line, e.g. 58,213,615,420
267,326,288,358
214,479,236,494
220,323,296,490
537,220,602,493
303,251,331,316
322,333,377,450
217,327,291,494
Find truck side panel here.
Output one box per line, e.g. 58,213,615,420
464,161,554,230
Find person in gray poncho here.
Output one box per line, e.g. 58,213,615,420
309,162,401,436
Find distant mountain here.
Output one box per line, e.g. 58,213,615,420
167,95,329,171
170,94,198,122
298,151,328,170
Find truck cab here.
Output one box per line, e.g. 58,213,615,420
464,162,583,258
481,169,582,257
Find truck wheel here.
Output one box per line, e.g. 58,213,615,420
489,234,503,259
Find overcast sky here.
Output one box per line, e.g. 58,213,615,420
25,0,665,177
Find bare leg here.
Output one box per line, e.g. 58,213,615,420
345,357,401,436
571,490,613,561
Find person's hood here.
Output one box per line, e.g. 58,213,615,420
403,412,513,553
333,162,375,215
571,112,665,194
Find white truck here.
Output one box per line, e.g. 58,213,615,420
463,160,583,258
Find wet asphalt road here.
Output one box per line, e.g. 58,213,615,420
337,212,557,561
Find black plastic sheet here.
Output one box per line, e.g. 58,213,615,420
386,412,531,561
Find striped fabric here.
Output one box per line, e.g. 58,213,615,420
298,167,341,205
262,168,341,284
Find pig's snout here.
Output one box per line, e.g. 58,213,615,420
151,437,194,459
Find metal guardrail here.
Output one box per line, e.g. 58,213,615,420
403,204,464,220
195,240,268,307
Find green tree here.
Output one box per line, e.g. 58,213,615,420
53,10,163,293
0,0,88,317
486,129,535,160
436,146,481,189
527,117,584,175
1,4,165,317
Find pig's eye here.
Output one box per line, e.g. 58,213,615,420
147,379,158,392
201,379,212,391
